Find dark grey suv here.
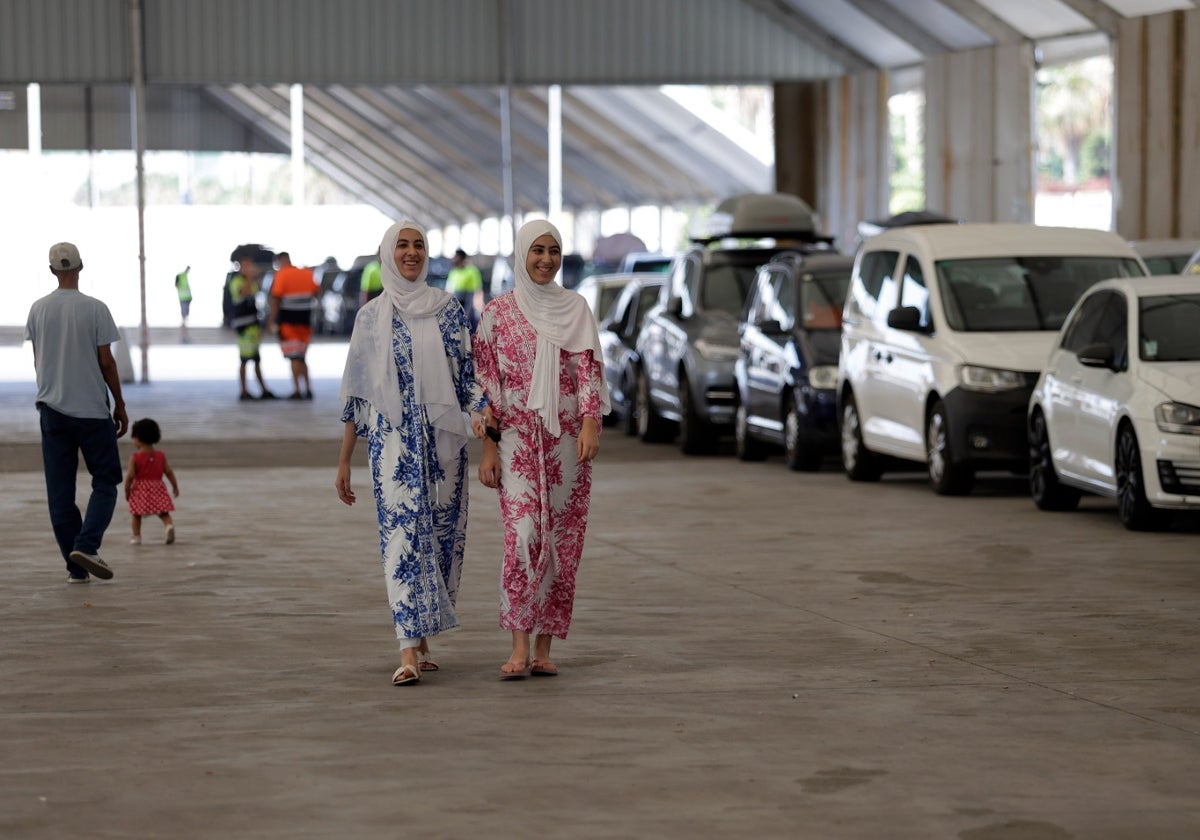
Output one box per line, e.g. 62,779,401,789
634,193,824,455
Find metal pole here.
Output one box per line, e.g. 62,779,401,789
500,0,515,257
130,0,149,383
548,85,562,227
290,83,305,206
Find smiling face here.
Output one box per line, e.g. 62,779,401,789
393,229,427,282
525,234,562,286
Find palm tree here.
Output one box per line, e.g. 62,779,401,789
1036,57,1111,186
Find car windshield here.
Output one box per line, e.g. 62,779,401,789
597,285,626,322
1139,293,1200,362
936,256,1144,332
799,271,851,330
700,263,759,317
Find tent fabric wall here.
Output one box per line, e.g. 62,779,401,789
924,43,1035,225
1114,8,1200,239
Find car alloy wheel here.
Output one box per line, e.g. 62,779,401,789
840,393,881,481
1115,425,1167,531
784,399,820,472
735,402,767,462
679,379,717,455
926,400,973,496
1028,410,1081,511
636,370,672,443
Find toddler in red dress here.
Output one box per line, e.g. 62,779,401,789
123,418,180,545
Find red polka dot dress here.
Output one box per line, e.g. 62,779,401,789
128,450,174,516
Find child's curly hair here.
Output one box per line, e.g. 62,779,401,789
130,418,162,445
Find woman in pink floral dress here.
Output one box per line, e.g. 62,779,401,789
475,219,610,679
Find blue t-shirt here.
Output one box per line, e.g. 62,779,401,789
25,289,122,419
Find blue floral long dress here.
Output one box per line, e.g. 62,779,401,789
342,306,487,644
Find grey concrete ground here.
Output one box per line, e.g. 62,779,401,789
1,330,1199,839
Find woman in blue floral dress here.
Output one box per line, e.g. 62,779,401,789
335,219,488,686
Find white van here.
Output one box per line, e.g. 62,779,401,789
838,223,1147,495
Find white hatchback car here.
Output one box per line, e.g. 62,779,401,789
1028,275,1200,530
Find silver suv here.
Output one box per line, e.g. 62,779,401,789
635,193,824,454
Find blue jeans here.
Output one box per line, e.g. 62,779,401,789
38,404,122,577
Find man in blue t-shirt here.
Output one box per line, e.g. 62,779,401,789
25,242,128,583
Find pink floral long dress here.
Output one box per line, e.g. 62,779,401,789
474,292,606,638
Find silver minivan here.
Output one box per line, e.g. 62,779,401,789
838,223,1147,495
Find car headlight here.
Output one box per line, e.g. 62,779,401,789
693,339,740,361
1155,402,1200,435
807,365,838,390
957,365,1027,393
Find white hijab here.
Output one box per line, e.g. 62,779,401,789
340,220,465,471
513,219,610,436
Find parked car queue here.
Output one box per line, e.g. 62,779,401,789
610,202,1199,531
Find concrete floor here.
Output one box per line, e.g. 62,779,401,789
1,334,1198,839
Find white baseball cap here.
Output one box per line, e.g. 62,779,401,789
49,242,82,272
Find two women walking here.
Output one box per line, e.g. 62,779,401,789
336,218,608,685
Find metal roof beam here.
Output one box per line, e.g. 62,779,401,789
933,0,1025,44
842,0,951,56
737,0,874,71
1055,0,1120,39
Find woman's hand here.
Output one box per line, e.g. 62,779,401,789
335,463,356,506
479,443,501,489
577,417,600,463
468,412,487,439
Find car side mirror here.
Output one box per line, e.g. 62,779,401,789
1077,342,1116,370
886,306,928,333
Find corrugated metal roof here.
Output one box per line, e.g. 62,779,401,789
1,0,1196,228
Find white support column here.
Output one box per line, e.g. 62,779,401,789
548,85,563,226
27,83,41,154
290,83,305,206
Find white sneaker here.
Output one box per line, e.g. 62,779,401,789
165,525,176,545
130,535,141,545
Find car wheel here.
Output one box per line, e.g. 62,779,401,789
620,369,639,437
1028,410,1081,511
840,392,881,482
735,401,768,462
636,370,673,443
679,378,718,455
1115,424,1168,531
785,399,822,472
926,399,974,496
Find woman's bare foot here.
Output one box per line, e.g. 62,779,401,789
530,634,557,675
500,631,532,679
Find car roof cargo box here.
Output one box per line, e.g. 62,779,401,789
692,193,822,245
856,210,959,241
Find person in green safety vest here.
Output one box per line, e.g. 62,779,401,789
360,258,383,306
174,266,193,343
446,248,483,331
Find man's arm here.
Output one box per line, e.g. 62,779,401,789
97,344,129,438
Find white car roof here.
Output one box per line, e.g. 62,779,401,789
1087,274,1200,298
1129,238,1200,259
865,223,1142,261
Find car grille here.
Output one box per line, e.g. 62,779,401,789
1157,460,1200,495
704,387,736,406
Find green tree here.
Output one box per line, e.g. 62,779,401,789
1036,58,1111,186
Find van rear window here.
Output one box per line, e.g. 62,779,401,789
936,256,1144,331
